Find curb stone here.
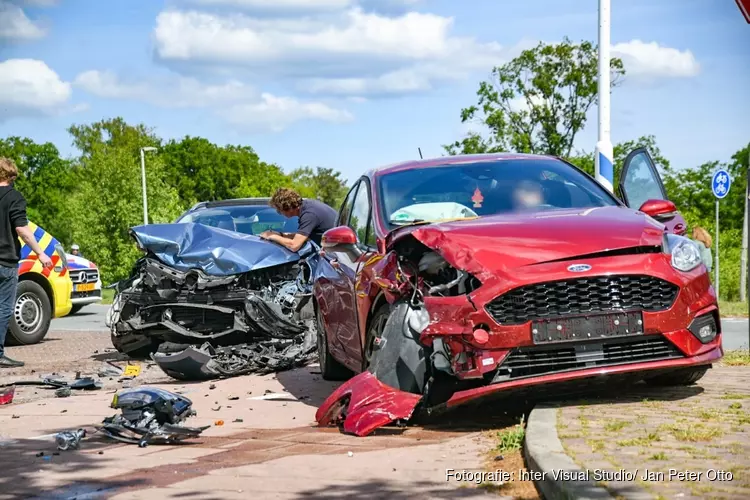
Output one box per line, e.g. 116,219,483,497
524,404,614,500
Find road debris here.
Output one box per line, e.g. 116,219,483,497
55,387,71,398
98,387,209,447
55,429,86,451
248,392,297,401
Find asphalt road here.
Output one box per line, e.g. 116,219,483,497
50,305,750,349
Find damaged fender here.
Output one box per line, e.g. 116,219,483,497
316,300,429,436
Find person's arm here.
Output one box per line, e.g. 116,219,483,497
10,196,53,268
265,232,309,252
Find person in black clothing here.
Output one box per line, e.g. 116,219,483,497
0,157,53,368
260,187,338,251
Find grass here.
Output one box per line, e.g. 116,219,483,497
662,423,723,442
493,416,525,453
604,419,631,432
722,349,750,366
102,288,115,304
650,452,668,460
721,392,750,400
719,300,748,317
617,432,661,447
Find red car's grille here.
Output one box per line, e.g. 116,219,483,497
485,275,679,325
492,335,683,382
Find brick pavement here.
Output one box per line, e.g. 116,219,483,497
557,366,750,499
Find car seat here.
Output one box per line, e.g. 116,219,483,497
214,216,236,232
541,180,572,208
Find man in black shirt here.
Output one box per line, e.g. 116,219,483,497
0,158,53,368
260,188,338,251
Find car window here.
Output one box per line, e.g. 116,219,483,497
378,158,619,230
365,213,376,247
621,151,667,210
349,181,373,247
177,206,298,235
338,185,357,227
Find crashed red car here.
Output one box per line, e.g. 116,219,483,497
313,150,722,436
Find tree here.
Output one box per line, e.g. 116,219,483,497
566,135,671,190
445,38,625,157
67,117,160,160
289,166,349,208
0,137,78,244
161,137,291,206
64,143,183,282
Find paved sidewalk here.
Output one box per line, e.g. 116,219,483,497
555,366,750,499
0,362,512,499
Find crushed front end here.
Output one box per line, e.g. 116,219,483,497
107,223,319,379
317,225,723,436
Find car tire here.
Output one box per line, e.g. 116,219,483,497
368,301,428,395
363,304,392,372
7,280,52,346
316,308,352,381
644,366,709,386
69,304,85,315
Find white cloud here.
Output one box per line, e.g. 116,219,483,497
612,40,700,79
74,70,259,108
74,70,353,132
153,7,508,97
220,93,354,132
0,59,71,120
0,1,45,40
181,0,420,13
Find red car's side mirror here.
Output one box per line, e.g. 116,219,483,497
321,226,363,259
639,199,677,219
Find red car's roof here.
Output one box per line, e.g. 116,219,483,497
366,153,559,178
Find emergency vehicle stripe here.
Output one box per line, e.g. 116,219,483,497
39,232,53,256
42,254,59,278
33,225,45,242
19,260,34,274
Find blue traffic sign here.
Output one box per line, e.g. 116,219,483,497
711,169,731,199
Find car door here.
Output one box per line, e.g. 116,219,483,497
618,147,687,235
316,184,358,366
336,178,378,369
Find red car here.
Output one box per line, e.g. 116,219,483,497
313,150,721,436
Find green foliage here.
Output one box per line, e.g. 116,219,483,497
2,116,349,285
0,137,78,243
64,142,183,282
289,166,349,209
566,135,671,190
160,137,289,206
445,38,625,157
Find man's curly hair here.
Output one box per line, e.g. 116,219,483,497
270,188,303,212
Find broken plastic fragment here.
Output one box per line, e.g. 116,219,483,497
315,371,422,437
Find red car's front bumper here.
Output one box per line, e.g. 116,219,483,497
317,257,722,436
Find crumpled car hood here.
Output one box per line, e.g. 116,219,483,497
400,206,666,280
129,223,316,276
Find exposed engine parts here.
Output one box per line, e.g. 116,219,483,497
98,387,209,446
105,220,323,383
151,329,317,380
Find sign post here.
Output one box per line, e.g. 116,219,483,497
711,169,731,300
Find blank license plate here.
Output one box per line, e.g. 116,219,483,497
532,311,644,344
75,283,96,292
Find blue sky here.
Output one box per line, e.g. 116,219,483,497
1,0,748,184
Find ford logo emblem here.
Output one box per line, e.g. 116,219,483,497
567,264,591,272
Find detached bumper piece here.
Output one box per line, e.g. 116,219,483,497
98,387,209,447
151,328,317,380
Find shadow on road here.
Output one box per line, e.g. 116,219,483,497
293,479,499,499
0,427,147,498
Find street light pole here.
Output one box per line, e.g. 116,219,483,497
595,0,614,193
140,147,157,225
740,151,749,302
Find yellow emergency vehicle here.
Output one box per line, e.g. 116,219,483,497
9,221,73,345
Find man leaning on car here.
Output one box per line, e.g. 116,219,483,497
0,157,53,368
260,187,337,251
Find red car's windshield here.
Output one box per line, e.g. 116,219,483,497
378,158,620,229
